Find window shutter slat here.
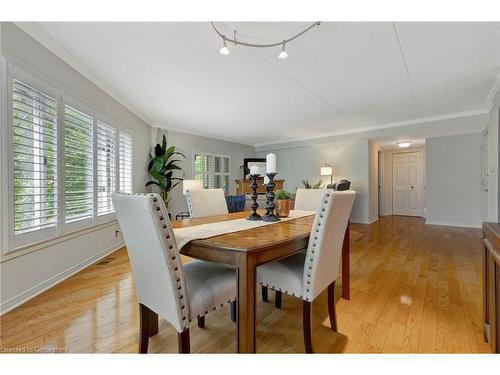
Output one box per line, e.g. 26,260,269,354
64,105,94,223
96,121,116,215
12,80,59,235
119,131,132,193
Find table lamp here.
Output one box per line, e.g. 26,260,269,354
320,164,333,184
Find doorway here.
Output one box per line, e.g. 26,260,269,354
392,151,423,217
481,130,489,222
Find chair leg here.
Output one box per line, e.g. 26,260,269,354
230,300,237,322
261,285,269,302
139,303,151,354
275,290,282,309
149,310,159,336
327,281,338,332
177,329,191,353
302,300,314,353
197,316,205,328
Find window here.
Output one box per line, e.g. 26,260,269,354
119,131,133,193
12,80,58,235
64,105,94,223
96,121,116,215
193,152,231,194
7,70,134,251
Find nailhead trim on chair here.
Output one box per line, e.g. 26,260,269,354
302,191,331,301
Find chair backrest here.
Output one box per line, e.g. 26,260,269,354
112,193,189,332
302,190,356,301
294,188,326,211
186,188,229,218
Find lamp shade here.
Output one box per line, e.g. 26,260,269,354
182,179,203,195
320,166,333,176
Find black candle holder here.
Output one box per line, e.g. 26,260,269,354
262,173,280,222
246,174,262,221
263,180,271,218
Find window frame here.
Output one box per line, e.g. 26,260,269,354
192,151,231,194
3,62,135,253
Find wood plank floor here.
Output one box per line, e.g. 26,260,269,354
0,216,491,353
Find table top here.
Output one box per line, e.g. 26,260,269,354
172,210,315,252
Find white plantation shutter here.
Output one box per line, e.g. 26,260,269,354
64,105,94,223
193,153,230,193
96,121,117,215
12,80,59,235
119,131,133,193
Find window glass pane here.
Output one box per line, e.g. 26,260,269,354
214,156,221,173
12,79,58,235
97,121,116,215
64,105,94,223
223,157,230,174
223,175,230,195
214,174,221,189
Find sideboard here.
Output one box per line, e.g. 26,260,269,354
483,222,500,353
235,179,284,195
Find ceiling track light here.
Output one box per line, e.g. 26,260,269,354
219,36,230,55
278,41,288,59
212,21,321,59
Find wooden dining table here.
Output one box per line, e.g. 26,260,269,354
172,210,350,353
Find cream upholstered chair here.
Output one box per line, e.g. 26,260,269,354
262,188,327,307
294,188,326,211
257,190,355,353
186,188,228,218
112,193,237,353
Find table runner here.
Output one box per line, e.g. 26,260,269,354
173,210,315,250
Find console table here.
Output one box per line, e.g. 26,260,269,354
235,178,284,195
483,222,500,353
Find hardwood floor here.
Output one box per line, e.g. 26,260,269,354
0,216,490,353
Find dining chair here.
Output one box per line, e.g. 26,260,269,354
112,193,237,353
256,190,355,353
262,187,326,307
186,188,229,218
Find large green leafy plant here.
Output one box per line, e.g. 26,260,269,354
146,135,185,204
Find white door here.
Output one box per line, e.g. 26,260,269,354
392,152,422,217
481,132,489,221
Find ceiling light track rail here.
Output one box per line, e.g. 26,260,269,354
211,21,321,59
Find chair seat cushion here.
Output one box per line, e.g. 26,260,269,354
184,260,237,320
257,252,306,299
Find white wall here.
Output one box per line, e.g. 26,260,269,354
0,23,151,314
426,134,483,228
150,128,256,217
368,141,379,222
256,139,371,224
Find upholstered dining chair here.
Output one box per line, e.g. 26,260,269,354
262,188,326,307
112,193,237,353
256,190,355,353
186,188,228,218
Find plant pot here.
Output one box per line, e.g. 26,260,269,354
275,199,290,218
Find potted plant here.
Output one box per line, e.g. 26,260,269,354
275,189,291,218
301,179,324,189
146,135,185,207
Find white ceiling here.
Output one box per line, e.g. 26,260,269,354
30,22,500,146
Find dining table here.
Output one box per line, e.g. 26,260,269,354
171,210,351,353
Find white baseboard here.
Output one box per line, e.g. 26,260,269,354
425,219,482,229
350,216,379,225
0,241,124,316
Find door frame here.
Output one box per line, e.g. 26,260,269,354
390,149,425,217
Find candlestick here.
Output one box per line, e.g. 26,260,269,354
266,153,276,174
262,173,280,222
246,174,262,221
249,165,259,175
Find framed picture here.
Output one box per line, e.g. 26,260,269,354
243,158,266,179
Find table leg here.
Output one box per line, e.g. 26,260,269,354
236,253,257,353
341,221,350,300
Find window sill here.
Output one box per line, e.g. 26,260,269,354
1,219,120,263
